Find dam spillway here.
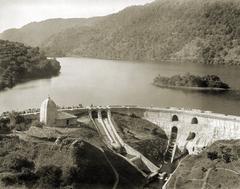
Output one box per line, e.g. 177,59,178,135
88,108,160,180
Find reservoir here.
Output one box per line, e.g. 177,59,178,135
1,57,240,115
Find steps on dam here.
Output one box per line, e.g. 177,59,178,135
164,128,178,163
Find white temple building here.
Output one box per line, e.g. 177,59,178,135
40,97,77,127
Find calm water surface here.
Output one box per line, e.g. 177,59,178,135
1,57,240,115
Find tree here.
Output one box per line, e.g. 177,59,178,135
3,154,35,172
207,151,219,160
36,165,62,188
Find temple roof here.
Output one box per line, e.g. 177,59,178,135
40,97,57,112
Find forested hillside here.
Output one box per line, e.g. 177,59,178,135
0,40,61,90
2,0,240,65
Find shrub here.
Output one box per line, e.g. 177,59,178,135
15,123,28,131
36,165,62,188
3,154,35,172
61,166,83,185
32,120,44,128
223,152,232,163
130,113,138,118
207,151,219,160
1,169,38,186
16,168,38,185
1,174,17,186
15,115,25,124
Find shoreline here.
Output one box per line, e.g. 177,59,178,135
153,83,230,91
53,56,240,67
0,73,61,92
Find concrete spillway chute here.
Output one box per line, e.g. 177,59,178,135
89,108,160,180
164,126,178,163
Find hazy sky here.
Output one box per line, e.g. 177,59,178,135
0,0,154,32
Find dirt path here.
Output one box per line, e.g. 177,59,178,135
201,168,212,189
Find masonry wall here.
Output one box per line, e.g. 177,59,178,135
141,107,240,154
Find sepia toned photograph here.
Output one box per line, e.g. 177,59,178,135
0,0,240,188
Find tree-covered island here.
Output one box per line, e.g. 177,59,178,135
0,40,61,90
153,73,230,90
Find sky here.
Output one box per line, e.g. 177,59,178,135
0,0,155,32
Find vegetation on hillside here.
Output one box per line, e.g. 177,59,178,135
0,18,100,47
2,0,240,65
165,140,240,189
154,73,230,90
0,40,61,90
112,112,168,165
0,136,116,189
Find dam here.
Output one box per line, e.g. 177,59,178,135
18,103,240,187
21,104,240,156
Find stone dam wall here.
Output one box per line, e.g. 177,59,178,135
140,107,240,154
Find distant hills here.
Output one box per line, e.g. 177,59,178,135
0,18,101,47
2,0,240,65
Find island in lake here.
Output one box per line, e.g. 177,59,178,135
0,40,61,90
153,73,230,90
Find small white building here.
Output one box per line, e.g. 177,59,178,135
40,97,77,127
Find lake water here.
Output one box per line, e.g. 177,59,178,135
1,57,240,115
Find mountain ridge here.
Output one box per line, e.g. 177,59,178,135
2,0,240,65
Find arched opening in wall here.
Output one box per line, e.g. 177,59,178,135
172,115,179,122
91,111,98,119
186,132,196,141
171,126,178,134
101,110,108,119
191,117,198,124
